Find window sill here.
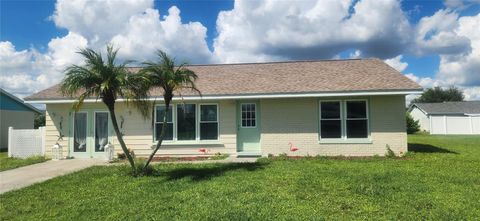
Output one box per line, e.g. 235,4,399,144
152,140,222,146
318,139,372,144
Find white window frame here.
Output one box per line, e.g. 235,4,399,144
153,103,220,144
199,104,219,140
319,99,371,143
176,103,197,141
240,103,257,128
319,100,343,139
153,104,174,142
345,99,369,139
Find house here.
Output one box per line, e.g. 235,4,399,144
408,101,480,135
24,59,422,158
0,88,42,150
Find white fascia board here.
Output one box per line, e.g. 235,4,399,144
25,90,423,104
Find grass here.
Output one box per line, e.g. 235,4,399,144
0,152,47,172
1,134,479,220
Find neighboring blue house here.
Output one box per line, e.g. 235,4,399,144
0,88,42,150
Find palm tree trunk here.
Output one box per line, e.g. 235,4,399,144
106,104,136,169
144,101,170,169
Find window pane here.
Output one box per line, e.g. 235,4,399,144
200,123,218,140
156,106,172,122
201,105,217,122
241,104,256,127
95,112,109,152
320,120,341,138
74,113,87,152
346,120,368,138
155,123,173,140
321,102,340,119
347,101,367,119
177,104,196,140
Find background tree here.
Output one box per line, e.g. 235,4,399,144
34,113,45,129
60,45,149,171
412,86,464,103
140,50,200,170
406,113,420,134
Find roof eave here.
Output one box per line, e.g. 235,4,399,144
25,89,423,104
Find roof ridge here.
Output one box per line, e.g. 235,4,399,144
414,101,480,104
126,58,378,68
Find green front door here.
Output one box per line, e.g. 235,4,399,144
237,101,261,153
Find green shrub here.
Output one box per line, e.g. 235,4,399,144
277,153,289,160
406,113,420,134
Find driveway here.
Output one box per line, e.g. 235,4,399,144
0,159,105,194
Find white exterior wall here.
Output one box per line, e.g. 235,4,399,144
409,107,430,132
44,101,236,158
260,95,408,156
45,95,410,157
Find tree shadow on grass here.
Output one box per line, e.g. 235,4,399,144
408,143,458,154
158,162,267,182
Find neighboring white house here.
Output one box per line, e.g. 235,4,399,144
408,101,480,135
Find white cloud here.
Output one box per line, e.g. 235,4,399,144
349,50,362,59
405,72,480,101
404,11,480,102
213,0,411,63
110,7,212,63
47,32,88,68
414,9,471,55
52,0,153,46
1,1,213,98
0,42,32,72
444,0,480,9
385,55,408,72
3,0,479,103
436,13,480,87
0,32,87,98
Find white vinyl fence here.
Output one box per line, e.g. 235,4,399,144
430,115,480,135
8,126,45,158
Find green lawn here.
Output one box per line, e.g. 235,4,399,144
1,135,479,220
0,152,47,172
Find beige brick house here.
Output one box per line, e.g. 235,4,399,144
24,59,422,158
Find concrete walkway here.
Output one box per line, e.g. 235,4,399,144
0,159,105,194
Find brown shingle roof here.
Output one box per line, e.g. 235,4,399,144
24,58,422,101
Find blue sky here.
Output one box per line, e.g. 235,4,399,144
0,0,479,100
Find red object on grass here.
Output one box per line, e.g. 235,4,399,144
289,142,299,152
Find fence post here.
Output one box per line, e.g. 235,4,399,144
40,126,46,156
8,127,13,157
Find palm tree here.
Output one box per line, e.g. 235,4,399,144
60,45,150,171
140,50,200,169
